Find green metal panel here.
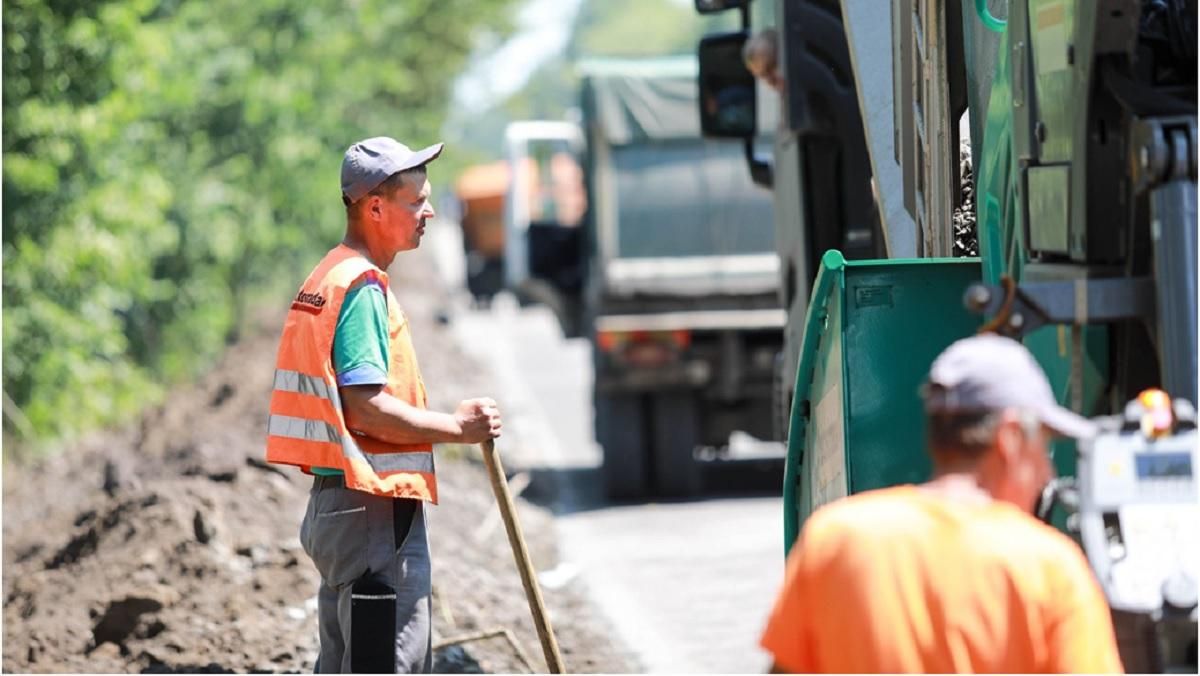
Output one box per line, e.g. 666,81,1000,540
1027,164,1070,253
784,251,982,551
783,250,844,552
1029,0,1075,163
971,1,1017,287
842,260,983,493
805,278,848,517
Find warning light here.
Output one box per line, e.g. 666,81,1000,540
1136,388,1174,439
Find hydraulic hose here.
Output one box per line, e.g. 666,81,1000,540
976,0,1007,33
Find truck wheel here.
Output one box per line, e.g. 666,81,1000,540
649,391,700,498
594,390,649,500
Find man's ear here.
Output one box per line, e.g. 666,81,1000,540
992,409,1024,465
367,195,383,220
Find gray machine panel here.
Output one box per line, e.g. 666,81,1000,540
1079,428,1199,617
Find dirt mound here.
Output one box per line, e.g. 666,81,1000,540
3,247,636,673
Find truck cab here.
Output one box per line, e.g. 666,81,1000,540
503,121,588,337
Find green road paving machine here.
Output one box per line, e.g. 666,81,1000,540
694,0,1197,670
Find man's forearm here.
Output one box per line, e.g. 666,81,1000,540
342,388,464,445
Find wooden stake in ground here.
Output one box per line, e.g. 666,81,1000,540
480,439,566,674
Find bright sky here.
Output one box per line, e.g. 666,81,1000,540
451,0,585,114
451,0,699,114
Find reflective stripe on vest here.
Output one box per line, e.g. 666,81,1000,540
269,368,435,475
273,368,336,401
268,413,339,444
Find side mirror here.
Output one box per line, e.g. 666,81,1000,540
698,31,756,139
694,0,748,14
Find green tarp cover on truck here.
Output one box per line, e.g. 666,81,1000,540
579,57,776,282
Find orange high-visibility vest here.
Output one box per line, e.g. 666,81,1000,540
266,244,437,502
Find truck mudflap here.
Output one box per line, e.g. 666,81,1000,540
782,250,982,552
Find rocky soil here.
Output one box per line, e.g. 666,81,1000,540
953,137,978,258
2,247,638,674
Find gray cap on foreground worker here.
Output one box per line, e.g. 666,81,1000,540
924,333,1098,439
341,136,444,202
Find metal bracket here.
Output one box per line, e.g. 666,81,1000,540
1131,116,1197,194
1137,116,1199,402
964,275,1157,339
1035,476,1079,526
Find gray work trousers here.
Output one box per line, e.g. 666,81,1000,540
300,475,432,673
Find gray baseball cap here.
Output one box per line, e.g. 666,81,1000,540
341,136,444,203
924,333,1097,439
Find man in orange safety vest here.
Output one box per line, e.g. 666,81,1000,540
266,136,502,673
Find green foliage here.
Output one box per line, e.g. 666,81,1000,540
570,0,735,59
3,0,517,452
448,0,737,159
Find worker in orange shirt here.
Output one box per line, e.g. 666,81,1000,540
760,334,1123,673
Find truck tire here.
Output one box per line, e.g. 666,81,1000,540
594,390,650,500
649,391,700,498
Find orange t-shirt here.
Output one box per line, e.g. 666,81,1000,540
760,486,1123,673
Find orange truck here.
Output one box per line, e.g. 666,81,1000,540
455,129,586,314
455,161,509,303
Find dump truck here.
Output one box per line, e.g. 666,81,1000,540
695,0,1197,670
582,57,787,500
507,58,786,499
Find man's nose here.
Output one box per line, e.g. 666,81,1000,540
423,203,436,219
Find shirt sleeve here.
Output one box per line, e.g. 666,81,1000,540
1043,547,1125,674
760,533,817,673
332,274,390,387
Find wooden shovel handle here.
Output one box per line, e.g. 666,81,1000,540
480,439,565,673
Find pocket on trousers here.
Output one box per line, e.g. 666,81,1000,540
309,504,369,590
350,574,397,673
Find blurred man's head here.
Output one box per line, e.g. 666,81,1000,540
742,28,782,92
922,334,1096,510
341,137,442,265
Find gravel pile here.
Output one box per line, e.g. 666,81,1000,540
953,137,979,257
